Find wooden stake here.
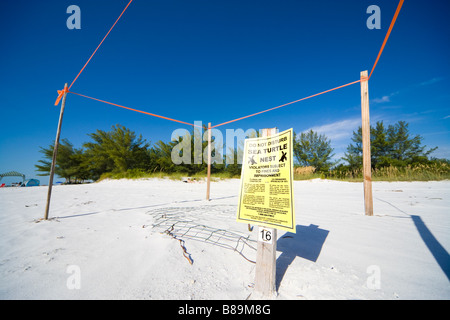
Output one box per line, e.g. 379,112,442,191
254,127,278,298
206,122,212,201
360,71,373,216
44,83,68,220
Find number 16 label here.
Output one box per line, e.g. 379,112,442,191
259,227,273,244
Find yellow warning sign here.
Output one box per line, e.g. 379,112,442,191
237,128,295,233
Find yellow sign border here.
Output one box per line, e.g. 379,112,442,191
236,128,295,233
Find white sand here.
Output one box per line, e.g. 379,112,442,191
0,178,449,299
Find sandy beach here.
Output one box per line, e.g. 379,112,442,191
0,178,449,299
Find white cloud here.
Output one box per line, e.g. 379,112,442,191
372,95,390,104
443,115,450,120
305,118,361,142
418,77,444,87
300,116,386,162
430,145,450,159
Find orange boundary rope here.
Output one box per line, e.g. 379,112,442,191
54,0,404,129
211,79,361,128
55,0,133,106
211,0,404,128
369,0,404,79
68,0,133,91
69,91,202,128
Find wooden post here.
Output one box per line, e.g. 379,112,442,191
360,71,373,216
206,122,212,201
44,83,68,220
254,127,278,298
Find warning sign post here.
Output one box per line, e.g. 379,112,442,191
237,128,295,233
237,127,296,298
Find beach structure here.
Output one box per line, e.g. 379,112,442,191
0,171,25,183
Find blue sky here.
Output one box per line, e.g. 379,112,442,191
1,0,449,184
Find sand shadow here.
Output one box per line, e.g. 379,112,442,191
410,215,450,281
276,224,329,290
57,211,102,219
377,197,450,281
56,196,233,219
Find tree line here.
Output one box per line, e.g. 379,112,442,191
295,120,441,172
36,124,223,182
35,121,445,182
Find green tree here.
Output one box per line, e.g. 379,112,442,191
387,121,437,165
371,121,391,167
343,122,391,169
344,120,437,168
35,138,88,182
224,146,243,177
154,126,214,175
152,139,182,174
294,130,335,172
83,124,151,179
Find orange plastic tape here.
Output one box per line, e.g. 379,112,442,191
54,86,69,106
68,91,202,128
